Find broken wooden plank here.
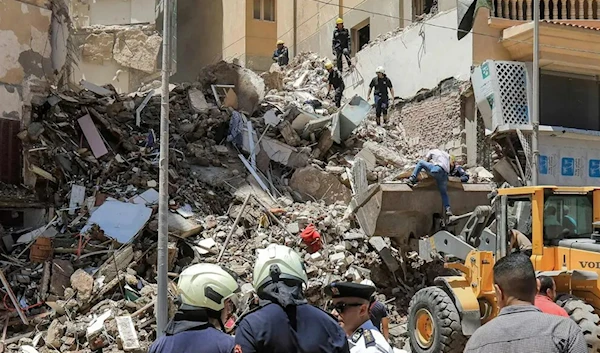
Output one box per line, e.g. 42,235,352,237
29,165,56,183
78,114,109,158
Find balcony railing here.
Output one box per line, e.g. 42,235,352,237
493,0,600,20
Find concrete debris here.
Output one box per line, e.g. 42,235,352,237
0,50,497,352
113,29,162,73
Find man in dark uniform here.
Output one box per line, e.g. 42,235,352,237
367,66,395,126
325,281,395,353
272,40,289,67
234,244,349,353
149,264,240,353
326,61,345,108
332,18,352,72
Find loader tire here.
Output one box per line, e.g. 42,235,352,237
408,286,467,353
558,296,600,353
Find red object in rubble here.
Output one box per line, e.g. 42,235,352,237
300,224,322,254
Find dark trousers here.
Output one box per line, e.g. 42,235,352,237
335,48,352,71
334,85,345,108
374,95,389,118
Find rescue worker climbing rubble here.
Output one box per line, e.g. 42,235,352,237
326,61,345,108
234,243,349,353
332,18,352,72
408,151,469,217
367,67,395,126
148,263,240,353
272,40,289,67
325,281,398,353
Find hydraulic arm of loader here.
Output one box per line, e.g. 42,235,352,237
418,205,500,335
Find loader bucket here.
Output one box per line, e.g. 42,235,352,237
351,180,493,245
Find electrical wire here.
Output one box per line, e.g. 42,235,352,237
309,0,600,56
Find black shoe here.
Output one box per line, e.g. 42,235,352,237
407,177,417,187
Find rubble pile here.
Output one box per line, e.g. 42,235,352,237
0,54,494,352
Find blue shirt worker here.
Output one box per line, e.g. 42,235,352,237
408,150,468,217
325,281,396,353
272,40,289,67
149,263,241,353
367,67,395,126
234,244,349,353
332,18,352,72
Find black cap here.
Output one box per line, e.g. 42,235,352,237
324,281,375,300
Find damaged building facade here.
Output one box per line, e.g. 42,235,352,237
0,0,69,229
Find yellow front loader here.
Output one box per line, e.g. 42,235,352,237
408,186,600,353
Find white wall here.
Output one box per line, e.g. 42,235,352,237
345,9,473,99
88,0,155,25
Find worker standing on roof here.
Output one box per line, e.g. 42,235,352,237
326,61,345,108
234,244,349,353
367,67,394,126
148,264,240,353
272,40,289,67
332,18,352,72
325,281,398,353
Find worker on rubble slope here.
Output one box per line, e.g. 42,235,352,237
367,67,395,126
272,40,289,67
360,279,390,341
326,61,345,108
148,263,240,353
234,243,349,353
408,149,465,216
535,275,569,317
332,18,352,72
464,253,586,353
325,281,397,353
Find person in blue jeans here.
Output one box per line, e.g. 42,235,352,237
408,150,469,216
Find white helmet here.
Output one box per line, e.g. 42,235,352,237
253,244,308,290
360,279,375,287
375,66,385,74
177,263,240,312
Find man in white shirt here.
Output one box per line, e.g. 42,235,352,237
408,149,453,216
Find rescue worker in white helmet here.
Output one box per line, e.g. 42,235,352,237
367,66,394,126
149,263,240,353
234,243,350,353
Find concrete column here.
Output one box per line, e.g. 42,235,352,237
464,94,478,166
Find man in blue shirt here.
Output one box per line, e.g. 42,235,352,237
149,263,241,353
234,244,349,353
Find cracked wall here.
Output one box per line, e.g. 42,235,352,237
0,0,69,184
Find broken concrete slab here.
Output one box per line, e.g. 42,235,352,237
289,166,351,205
168,212,202,238
356,148,377,171
493,157,520,186
82,32,115,63
260,137,309,168
369,236,400,272
188,88,209,113
333,95,370,143
115,316,140,352
113,29,162,73
362,141,406,168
